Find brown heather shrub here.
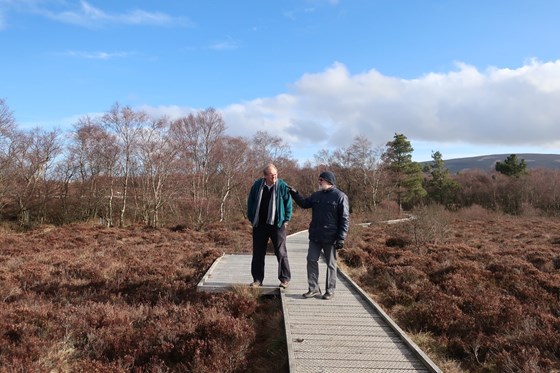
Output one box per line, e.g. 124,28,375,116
358,261,398,305
203,219,252,253
459,204,498,220
403,204,453,248
0,220,287,372
550,236,560,246
187,307,256,373
341,212,560,372
339,246,369,268
494,345,551,373
397,284,472,335
244,298,288,373
373,200,403,222
385,236,410,248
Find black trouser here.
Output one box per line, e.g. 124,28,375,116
251,223,291,283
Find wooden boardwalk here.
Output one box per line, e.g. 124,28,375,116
198,231,441,373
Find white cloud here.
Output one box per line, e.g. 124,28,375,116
2,0,192,28
284,0,339,20
221,94,329,145
19,111,104,132
209,37,240,51
51,1,191,28
64,50,131,60
138,105,196,120
142,59,560,163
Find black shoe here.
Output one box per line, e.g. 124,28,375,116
322,292,334,300
302,290,320,298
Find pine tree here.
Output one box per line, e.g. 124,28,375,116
495,154,527,177
384,133,426,210
425,151,459,206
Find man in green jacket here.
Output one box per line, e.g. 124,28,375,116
247,163,292,288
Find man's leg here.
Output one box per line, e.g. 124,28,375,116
251,226,269,284
323,242,337,294
306,240,322,292
271,224,290,282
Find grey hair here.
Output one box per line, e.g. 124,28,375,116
263,163,277,175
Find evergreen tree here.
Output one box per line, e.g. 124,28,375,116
495,154,527,177
425,151,459,206
384,133,426,210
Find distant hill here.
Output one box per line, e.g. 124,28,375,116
421,153,560,174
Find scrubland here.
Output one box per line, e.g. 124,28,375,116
1,206,559,372
0,221,287,372
343,205,560,372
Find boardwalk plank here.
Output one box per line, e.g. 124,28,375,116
298,355,427,372
294,370,427,373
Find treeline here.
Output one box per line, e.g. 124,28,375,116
1,98,560,229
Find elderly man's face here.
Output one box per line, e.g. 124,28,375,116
264,169,278,185
317,177,332,191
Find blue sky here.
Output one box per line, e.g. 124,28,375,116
2,0,560,164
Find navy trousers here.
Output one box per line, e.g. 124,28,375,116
251,223,291,283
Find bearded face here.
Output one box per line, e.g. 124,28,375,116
317,177,332,191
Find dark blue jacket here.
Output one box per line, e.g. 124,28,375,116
292,187,349,243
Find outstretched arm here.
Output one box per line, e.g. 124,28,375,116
287,186,312,209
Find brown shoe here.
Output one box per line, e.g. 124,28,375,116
302,290,320,298
322,292,334,300
279,281,289,289
249,280,262,287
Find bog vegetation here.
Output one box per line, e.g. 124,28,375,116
1,99,559,371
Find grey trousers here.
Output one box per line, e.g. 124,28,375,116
307,240,337,294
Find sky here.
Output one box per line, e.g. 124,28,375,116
2,0,560,164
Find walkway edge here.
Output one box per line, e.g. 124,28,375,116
283,230,305,373
280,289,298,373
337,267,442,373
196,252,224,289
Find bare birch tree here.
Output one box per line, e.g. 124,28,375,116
344,136,386,211
137,116,179,227
69,116,119,223
215,136,251,221
0,99,16,215
249,130,292,168
100,133,120,227
101,103,147,227
314,136,385,212
171,108,225,227
8,128,61,225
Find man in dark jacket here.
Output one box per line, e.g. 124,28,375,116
247,164,293,288
289,171,349,300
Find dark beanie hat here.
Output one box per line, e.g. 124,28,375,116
319,171,336,185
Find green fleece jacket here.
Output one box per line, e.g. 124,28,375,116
247,178,292,228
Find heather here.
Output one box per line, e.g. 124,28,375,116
0,222,288,372
342,206,560,372
2,208,560,372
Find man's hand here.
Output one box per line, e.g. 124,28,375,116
287,185,297,195
334,240,344,250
